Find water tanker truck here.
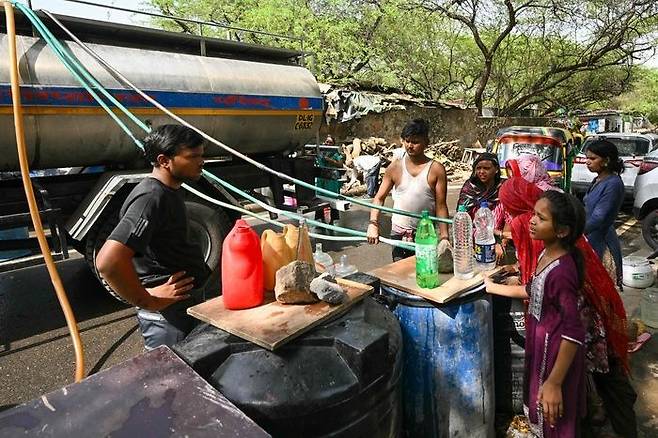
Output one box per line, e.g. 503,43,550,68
0,9,332,294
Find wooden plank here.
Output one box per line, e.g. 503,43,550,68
187,278,373,350
368,256,501,304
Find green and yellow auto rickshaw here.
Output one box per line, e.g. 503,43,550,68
492,126,578,192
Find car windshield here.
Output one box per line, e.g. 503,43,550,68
497,142,563,171
583,137,649,157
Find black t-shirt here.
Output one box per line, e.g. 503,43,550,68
108,177,210,288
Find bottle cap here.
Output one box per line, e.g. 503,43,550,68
480,201,488,208
234,219,251,231
457,205,467,212
421,209,429,218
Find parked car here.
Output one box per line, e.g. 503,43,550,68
633,147,658,249
571,133,658,199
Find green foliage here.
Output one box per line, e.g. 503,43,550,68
144,0,658,115
614,68,658,123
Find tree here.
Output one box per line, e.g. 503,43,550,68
145,0,658,115
420,0,658,115
146,0,393,85
144,0,480,99
614,67,658,124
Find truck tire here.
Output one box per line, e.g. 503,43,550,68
184,201,233,299
84,201,233,303
642,209,658,250
84,210,125,303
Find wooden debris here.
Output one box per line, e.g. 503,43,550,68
336,136,472,195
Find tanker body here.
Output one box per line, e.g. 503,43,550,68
0,9,335,297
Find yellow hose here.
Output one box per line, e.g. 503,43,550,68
3,1,85,382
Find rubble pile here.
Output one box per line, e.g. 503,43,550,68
339,136,472,196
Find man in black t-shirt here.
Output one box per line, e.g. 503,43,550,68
96,124,210,349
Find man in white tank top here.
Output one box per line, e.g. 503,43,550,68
366,119,450,261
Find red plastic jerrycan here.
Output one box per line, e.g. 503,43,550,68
221,219,264,309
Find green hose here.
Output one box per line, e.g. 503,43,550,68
184,184,415,250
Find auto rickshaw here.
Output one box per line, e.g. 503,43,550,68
491,126,578,192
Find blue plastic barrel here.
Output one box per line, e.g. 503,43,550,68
382,285,494,438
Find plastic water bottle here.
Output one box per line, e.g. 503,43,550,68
453,205,474,280
415,210,439,288
335,254,357,278
313,243,334,271
474,201,496,271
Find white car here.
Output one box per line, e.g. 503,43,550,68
633,148,658,250
571,133,658,199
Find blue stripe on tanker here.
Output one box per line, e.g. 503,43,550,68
0,84,323,111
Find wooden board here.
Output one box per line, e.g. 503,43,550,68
187,278,373,351
369,256,501,304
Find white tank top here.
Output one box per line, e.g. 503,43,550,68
391,156,436,234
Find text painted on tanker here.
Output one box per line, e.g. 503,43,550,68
295,114,314,130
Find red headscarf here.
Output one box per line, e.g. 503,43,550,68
499,176,629,371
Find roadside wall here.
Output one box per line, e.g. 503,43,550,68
321,107,550,147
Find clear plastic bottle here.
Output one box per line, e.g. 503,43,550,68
313,243,334,272
452,205,475,280
474,201,496,271
415,210,439,288
335,254,358,278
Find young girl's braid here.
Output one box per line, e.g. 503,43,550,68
539,190,586,287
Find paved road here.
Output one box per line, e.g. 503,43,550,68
0,185,656,437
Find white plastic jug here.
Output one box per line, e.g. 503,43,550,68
622,256,654,289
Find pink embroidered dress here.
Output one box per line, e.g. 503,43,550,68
524,253,586,438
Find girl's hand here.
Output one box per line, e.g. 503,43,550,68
538,381,563,427
482,274,494,293
495,243,505,263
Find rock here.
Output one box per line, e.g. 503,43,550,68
437,239,454,273
275,260,318,304
310,274,347,304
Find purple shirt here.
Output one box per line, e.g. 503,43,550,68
524,253,586,438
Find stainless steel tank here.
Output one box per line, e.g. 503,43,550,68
0,34,323,171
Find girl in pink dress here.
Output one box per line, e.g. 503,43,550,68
484,190,587,437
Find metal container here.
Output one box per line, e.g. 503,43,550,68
381,285,494,438
0,34,323,171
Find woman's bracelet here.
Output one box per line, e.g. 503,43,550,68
368,220,379,227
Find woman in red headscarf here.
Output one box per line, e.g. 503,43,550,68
498,176,636,437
